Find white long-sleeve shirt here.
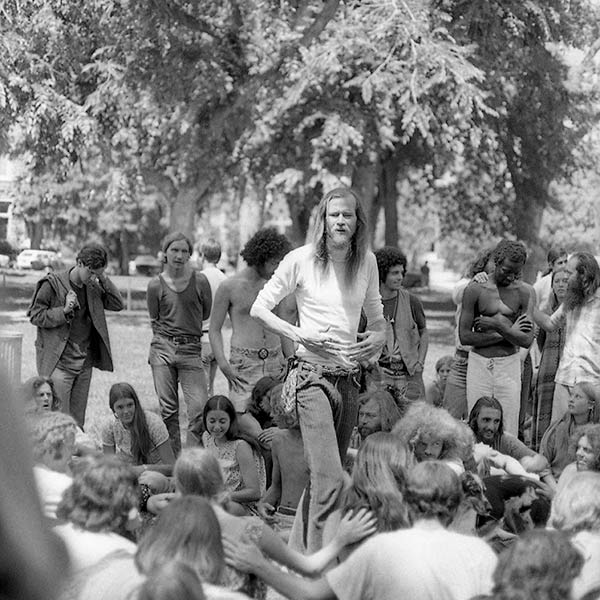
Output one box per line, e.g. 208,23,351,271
252,244,384,369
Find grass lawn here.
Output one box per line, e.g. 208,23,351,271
0,270,456,444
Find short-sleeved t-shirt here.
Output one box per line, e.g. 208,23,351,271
101,410,169,465
326,521,496,600
497,433,535,460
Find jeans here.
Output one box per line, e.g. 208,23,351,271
365,365,425,402
467,352,521,436
228,346,285,412
288,361,360,553
443,352,469,420
149,335,208,455
51,365,93,428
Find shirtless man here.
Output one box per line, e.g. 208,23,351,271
209,227,292,436
459,239,534,435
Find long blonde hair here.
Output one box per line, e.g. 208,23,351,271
310,187,369,285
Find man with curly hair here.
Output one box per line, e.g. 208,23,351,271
28,243,124,427
534,251,600,421
459,239,535,436
251,187,385,552
370,246,429,402
210,227,292,436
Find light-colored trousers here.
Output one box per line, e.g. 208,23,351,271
466,352,521,436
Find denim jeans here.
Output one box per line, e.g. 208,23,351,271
288,361,360,553
443,352,469,420
149,335,208,455
51,365,93,428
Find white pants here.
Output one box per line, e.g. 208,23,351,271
467,352,521,436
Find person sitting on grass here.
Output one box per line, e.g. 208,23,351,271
256,386,309,541
28,410,77,520
224,461,497,600
22,375,98,455
200,395,267,515
148,447,375,599
425,354,453,407
540,382,600,482
55,455,140,572
102,382,175,476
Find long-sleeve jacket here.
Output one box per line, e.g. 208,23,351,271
28,270,124,375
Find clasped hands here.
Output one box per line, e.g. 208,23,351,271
299,327,385,362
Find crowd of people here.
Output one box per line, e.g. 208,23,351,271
3,186,600,599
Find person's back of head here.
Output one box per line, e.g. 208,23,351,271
28,411,77,473
136,496,224,586
174,447,225,501
405,461,463,526
200,239,222,266
57,454,138,537
489,529,583,600
136,561,206,600
550,471,600,533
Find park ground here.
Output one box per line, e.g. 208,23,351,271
0,269,459,442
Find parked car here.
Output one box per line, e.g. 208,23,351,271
15,249,59,270
0,254,10,268
132,254,162,277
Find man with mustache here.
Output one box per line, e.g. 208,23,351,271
534,251,600,421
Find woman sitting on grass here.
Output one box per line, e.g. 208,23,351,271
102,382,175,476
148,448,375,599
201,395,266,514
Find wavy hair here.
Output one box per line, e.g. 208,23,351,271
21,376,61,412
310,187,368,286
239,227,291,267
174,448,226,504
374,246,408,281
405,461,463,525
468,396,504,447
564,252,600,311
570,423,600,472
136,561,206,600
109,382,153,466
136,496,224,585
338,432,411,532
359,390,402,433
466,247,494,278
550,471,600,533
28,411,77,462
393,401,472,463
488,529,583,600
57,455,138,537
491,239,527,266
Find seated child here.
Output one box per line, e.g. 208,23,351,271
425,355,453,407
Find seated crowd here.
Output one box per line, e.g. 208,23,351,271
11,210,600,600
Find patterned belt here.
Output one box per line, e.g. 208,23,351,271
162,334,202,345
276,505,297,517
231,346,278,360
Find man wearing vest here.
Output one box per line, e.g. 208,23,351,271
369,246,429,402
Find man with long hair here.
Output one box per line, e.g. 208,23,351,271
534,251,600,421
251,187,385,552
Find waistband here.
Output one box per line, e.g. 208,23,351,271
378,360,409,375
231,345,282,360
295,357,361,378
158,334,202,345
455,349,469,359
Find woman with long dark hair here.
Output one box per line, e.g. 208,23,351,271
102,382,174,475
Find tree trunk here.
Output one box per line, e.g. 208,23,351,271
169,186,200,237
352,159,379,246
119,228,131,275
28,219,43,249
377,154,401,247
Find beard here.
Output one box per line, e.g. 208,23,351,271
563,276,587,311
